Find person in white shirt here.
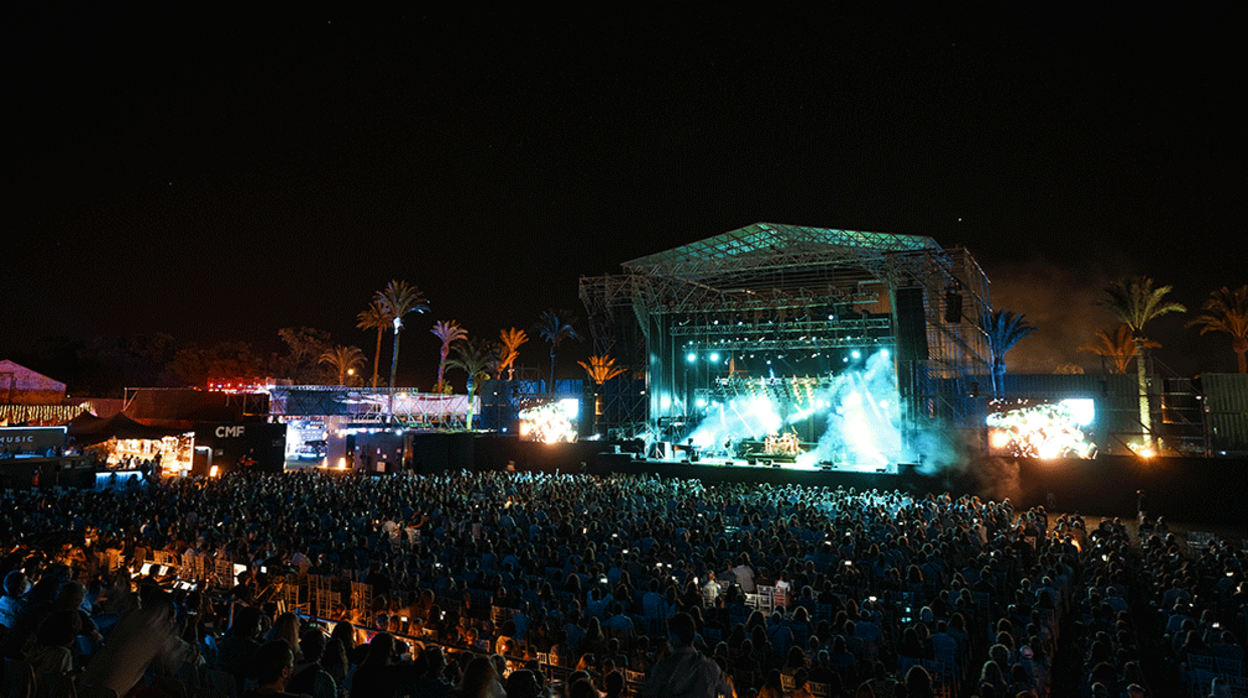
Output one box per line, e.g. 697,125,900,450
773,571,792,608
731,555,756,594
702,572,722,606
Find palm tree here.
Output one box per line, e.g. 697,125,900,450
319,345,366,385
1098,276,1186,446
535,309,582,393
578,354,627,385
1186,285,1248,373
445,336,497,430
981,310,1038,395
496,327,529,380
578,354,627,434
1079,324,1160,374
431,320,468,390
374,280,429,394
356,299,391,388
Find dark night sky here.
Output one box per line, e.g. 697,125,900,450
7,8,1244,388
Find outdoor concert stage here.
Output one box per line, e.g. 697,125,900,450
576,224,997,477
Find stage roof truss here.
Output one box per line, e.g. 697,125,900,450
612,225,976,322
708,374,843,402
671,317,893,352
622,223,941,280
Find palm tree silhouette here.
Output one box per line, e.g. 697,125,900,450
318,345,366,385
1186,285,1248,373
1098,276,1186,447
578,354,627,385
375,280,429,410
981,310,1038,395
1079,325,1160,375
431,320,468,390
535,309,581,393
578,354,627,434
356,299,391,388
496,327,529,380
445,336,497,430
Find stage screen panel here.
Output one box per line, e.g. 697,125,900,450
519,398,580,442
678,348,903,472
986,397,1097,458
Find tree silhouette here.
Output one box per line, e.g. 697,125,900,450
496,327,529,380
535,309,582,393
578,354,627,435
445,336,497,430
356,300,391,388
374,280,429,393
1186,285,1248,373
277,327,334,383
1079,324,1159,375
1098,276,1186,447
578,354,627,385
981,310,1038,394
319,345,366,385
431,320,468,390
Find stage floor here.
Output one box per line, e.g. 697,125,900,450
637,455,897,474
590,453,913,490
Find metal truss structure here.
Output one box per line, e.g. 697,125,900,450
580,222,994,442
267,387,470,429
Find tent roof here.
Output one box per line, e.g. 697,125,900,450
66,411,183,445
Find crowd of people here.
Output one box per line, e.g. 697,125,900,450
0,468,1245,698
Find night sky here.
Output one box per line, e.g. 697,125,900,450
8,8,1244,388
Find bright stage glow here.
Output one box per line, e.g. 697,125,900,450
986,398,1097,459
1128,442,1155,459
685,348,902,470
519,400,579,443
801,350,902,469
685,392,782,450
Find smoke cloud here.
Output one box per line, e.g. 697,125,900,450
684,349,907,471
799,349,902,469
